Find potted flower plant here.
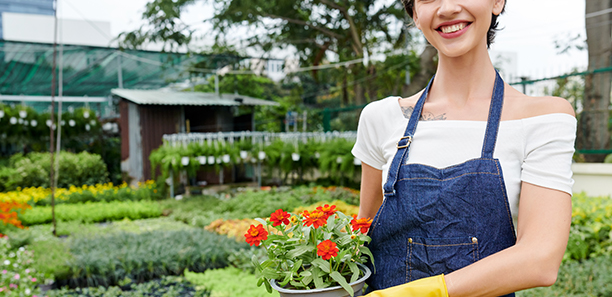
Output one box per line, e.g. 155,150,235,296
245,204,374,297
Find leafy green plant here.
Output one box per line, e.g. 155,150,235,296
163,187,360,228
318,138,357,184
248,206,373,296
56,229,248,288
1,151,109,191
0,237,49,296
564,193,612,261
185,267,278,297
20,201,163,226
47,275,210,297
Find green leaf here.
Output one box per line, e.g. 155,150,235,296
348,262,360,283
312,258,331,273
255,218,267,226
330,271,354,297
262,267,281,279
359,246,375,273
338,234,353,246
287,245,313,259
327,215,336,230
312,267,324,289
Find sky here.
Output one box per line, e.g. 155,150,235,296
56,0,588,81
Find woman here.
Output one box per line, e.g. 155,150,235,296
351,0,576,296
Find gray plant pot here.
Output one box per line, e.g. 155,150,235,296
270,263,371,297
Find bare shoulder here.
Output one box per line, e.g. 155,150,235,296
504,84,576,120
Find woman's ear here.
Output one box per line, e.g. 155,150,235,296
493,0,505,16
412,8,421,30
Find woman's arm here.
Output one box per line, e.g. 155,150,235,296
358,163,384,220
444,182,572,297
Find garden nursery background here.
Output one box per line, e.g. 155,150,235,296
1,0,612,296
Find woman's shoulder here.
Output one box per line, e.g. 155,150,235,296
504,85,576,121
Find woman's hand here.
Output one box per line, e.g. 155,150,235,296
358,163,383,220
444,182,572,297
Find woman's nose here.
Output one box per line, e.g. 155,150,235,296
437,0,462,17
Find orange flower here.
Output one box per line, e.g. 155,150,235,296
302,210,328,229
244,224,268,246
317,240,339,260
270,209,290,227
316,204,337,218
351,217,373,234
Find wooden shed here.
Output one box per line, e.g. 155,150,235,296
112,89,279,183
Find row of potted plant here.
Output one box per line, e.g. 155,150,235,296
149,138,359,184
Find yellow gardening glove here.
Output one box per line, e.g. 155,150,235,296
365,275,449,297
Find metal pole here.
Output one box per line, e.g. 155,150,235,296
214,72,220,97
54,22,63,189
49,0,58,237
117,53,123,88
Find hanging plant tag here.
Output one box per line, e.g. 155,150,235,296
223,154,231,163
291,153,300,161
198,156,207,165
181,157,190,166
258,151,266,160
240,151,248,159
208,156,215,164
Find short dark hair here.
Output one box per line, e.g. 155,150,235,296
400,0,506,48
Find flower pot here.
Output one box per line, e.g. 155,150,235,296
270,264,371,297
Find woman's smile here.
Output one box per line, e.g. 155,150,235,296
436,21,472,39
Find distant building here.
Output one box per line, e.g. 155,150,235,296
0,0,54,40
112,89,279,183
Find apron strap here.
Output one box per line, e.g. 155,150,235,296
382,76,435,196
481,71,505,159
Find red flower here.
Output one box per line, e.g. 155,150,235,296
351,217,373,234
244,224,268,246
270,209,291,227
317,240,339,260
316,204,337,218
302,210,328,229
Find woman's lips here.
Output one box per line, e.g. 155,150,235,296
437,22,471,39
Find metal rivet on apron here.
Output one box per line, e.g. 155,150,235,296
471,237,478,243
408,238,413,243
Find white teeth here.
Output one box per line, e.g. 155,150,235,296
440,23,466,34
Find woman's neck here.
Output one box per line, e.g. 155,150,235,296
428,44,498,107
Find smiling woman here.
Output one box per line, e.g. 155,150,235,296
353,0,576,297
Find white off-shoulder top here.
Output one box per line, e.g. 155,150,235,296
352,96,577,221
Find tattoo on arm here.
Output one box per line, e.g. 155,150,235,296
401,106,447,121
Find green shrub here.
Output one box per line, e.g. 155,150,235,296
163,187,360,228
20,201,163,226
185,267,279,297
55,229,248,288
518,255,612,297
48,276,210,297
35,181,164,206
30,238,74,281
565,193,612,261
2,151,109,191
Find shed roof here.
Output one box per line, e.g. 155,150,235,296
111,89,280,107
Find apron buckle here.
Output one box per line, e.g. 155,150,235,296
396,136,413,149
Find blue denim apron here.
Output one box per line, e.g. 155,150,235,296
366,71,516,297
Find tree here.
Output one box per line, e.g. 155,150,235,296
578,1,612,161
117,0,434,105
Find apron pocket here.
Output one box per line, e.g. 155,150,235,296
407,236,479,282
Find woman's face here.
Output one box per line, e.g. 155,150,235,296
412,0,504,58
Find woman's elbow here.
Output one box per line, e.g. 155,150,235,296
531,251,562,287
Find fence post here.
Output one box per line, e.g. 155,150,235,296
323,108,331,132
